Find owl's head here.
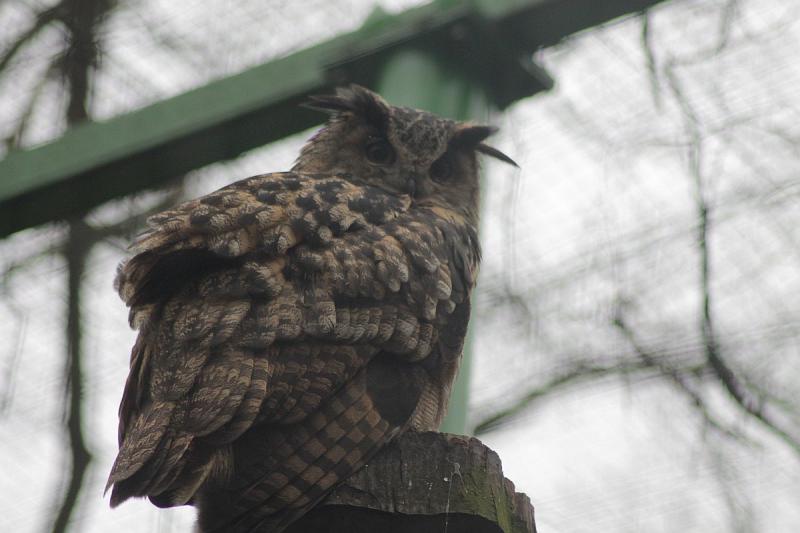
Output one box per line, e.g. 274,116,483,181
293,85,516,223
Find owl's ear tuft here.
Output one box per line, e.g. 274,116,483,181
303,85,390,132
452,124,518,168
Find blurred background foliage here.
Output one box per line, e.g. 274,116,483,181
0,0,798,532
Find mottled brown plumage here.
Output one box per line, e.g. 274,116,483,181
107,85,515,532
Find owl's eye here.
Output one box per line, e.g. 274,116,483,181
430,154,453,181
364,138,396,165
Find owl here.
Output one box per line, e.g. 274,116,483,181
106,85,516,532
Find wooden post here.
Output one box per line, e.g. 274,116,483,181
287,432,536,533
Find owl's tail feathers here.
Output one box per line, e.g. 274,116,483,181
196,354,424,533
147,444,224,508
106,399,202,507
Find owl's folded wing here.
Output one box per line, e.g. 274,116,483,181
116,172,411,312
107,172,477,523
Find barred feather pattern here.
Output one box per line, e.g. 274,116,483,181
107,171,480,532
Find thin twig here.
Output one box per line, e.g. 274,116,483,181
473,359,654,435
4,60,59,150
51,219,93,533
49,2,117,530
614,312,750,443
664,54,800,458
0,3,63,74
640,12,662,110
714,0,740,54
0,311,26,415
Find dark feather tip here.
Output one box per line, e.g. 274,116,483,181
302,85,390,131
109,486,124,508
300,94,352,114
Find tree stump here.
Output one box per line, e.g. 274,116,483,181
286,431,536,533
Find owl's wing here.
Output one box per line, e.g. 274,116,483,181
115,172,409,317
107,171,477,530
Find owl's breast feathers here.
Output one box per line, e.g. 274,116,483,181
108,171,479,532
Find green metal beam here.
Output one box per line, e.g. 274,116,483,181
0,47,331,237
0,0,666,237
374,42,490,434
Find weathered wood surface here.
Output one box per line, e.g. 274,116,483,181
286,431,536,533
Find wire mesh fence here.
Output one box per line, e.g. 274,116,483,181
1,0,799,532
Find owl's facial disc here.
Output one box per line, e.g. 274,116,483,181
296,85,516,213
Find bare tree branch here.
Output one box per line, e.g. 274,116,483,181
0,3,63,74
714,0,740,54
613,311,752,444
4,60,59,150
0,310,26,416
640,12,662,110
51,218,93,533
48,1,117,531
664,53,800,459
473,359,655,435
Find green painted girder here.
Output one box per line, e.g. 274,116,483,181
0,0,665,237
372,45,492,434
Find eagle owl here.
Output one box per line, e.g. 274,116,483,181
107,85,516,532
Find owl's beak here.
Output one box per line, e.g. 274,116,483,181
453,124,519,168
476,143,518,167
